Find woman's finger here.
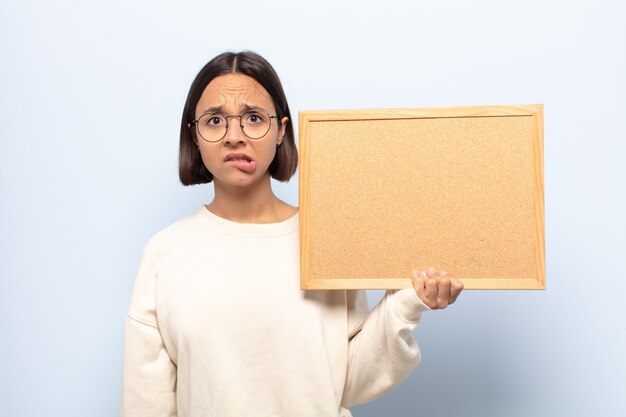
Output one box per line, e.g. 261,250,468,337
411,270,428,302
437,276,451,309
412,276,427,303
448,278,464,304
425,277,438,306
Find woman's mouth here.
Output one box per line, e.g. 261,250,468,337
224,153,256,173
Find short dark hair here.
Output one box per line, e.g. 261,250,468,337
179,51,297,185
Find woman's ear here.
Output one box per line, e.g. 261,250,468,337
188,124,200,149
277,117,289,145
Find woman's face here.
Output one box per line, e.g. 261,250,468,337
194,73,288,189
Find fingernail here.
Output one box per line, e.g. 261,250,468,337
411,269,418,279
420,270,427,277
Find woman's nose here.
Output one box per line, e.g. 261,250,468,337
223,118,246,145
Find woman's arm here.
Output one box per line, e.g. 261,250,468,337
341,267,463,408
121,241,177,417
340,288,427,407
122,317,177,416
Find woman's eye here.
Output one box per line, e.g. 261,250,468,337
246,113,264,124
206,116,224,126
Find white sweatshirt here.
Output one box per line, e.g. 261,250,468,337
122,206,429,417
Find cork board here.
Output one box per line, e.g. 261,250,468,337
299,105,545,290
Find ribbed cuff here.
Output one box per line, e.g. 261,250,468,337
389,288,431,322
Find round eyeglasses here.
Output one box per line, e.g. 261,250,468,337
191,110,278,143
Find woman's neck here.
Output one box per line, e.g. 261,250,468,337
208,177,296,224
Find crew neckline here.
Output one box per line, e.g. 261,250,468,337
197,205,299,238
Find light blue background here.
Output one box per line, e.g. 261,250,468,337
1,0,625,416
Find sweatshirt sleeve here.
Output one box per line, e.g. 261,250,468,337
341,288,430,408
121,240,177,417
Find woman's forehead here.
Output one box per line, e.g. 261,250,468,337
197,74,273,112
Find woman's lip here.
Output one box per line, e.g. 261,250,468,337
223,152,253,162
224,153,256,173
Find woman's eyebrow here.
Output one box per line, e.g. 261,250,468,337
199,103,268,116
199,105,225,115
240,103,266,112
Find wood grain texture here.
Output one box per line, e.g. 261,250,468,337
299,105,545,290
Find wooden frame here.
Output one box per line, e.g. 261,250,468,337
299,105,545,290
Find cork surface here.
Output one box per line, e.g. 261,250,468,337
299,105,545,290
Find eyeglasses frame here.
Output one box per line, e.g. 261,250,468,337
191,111,278,143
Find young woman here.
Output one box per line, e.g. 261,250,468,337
122,51,463,417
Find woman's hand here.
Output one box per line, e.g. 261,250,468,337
411,267,464,309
